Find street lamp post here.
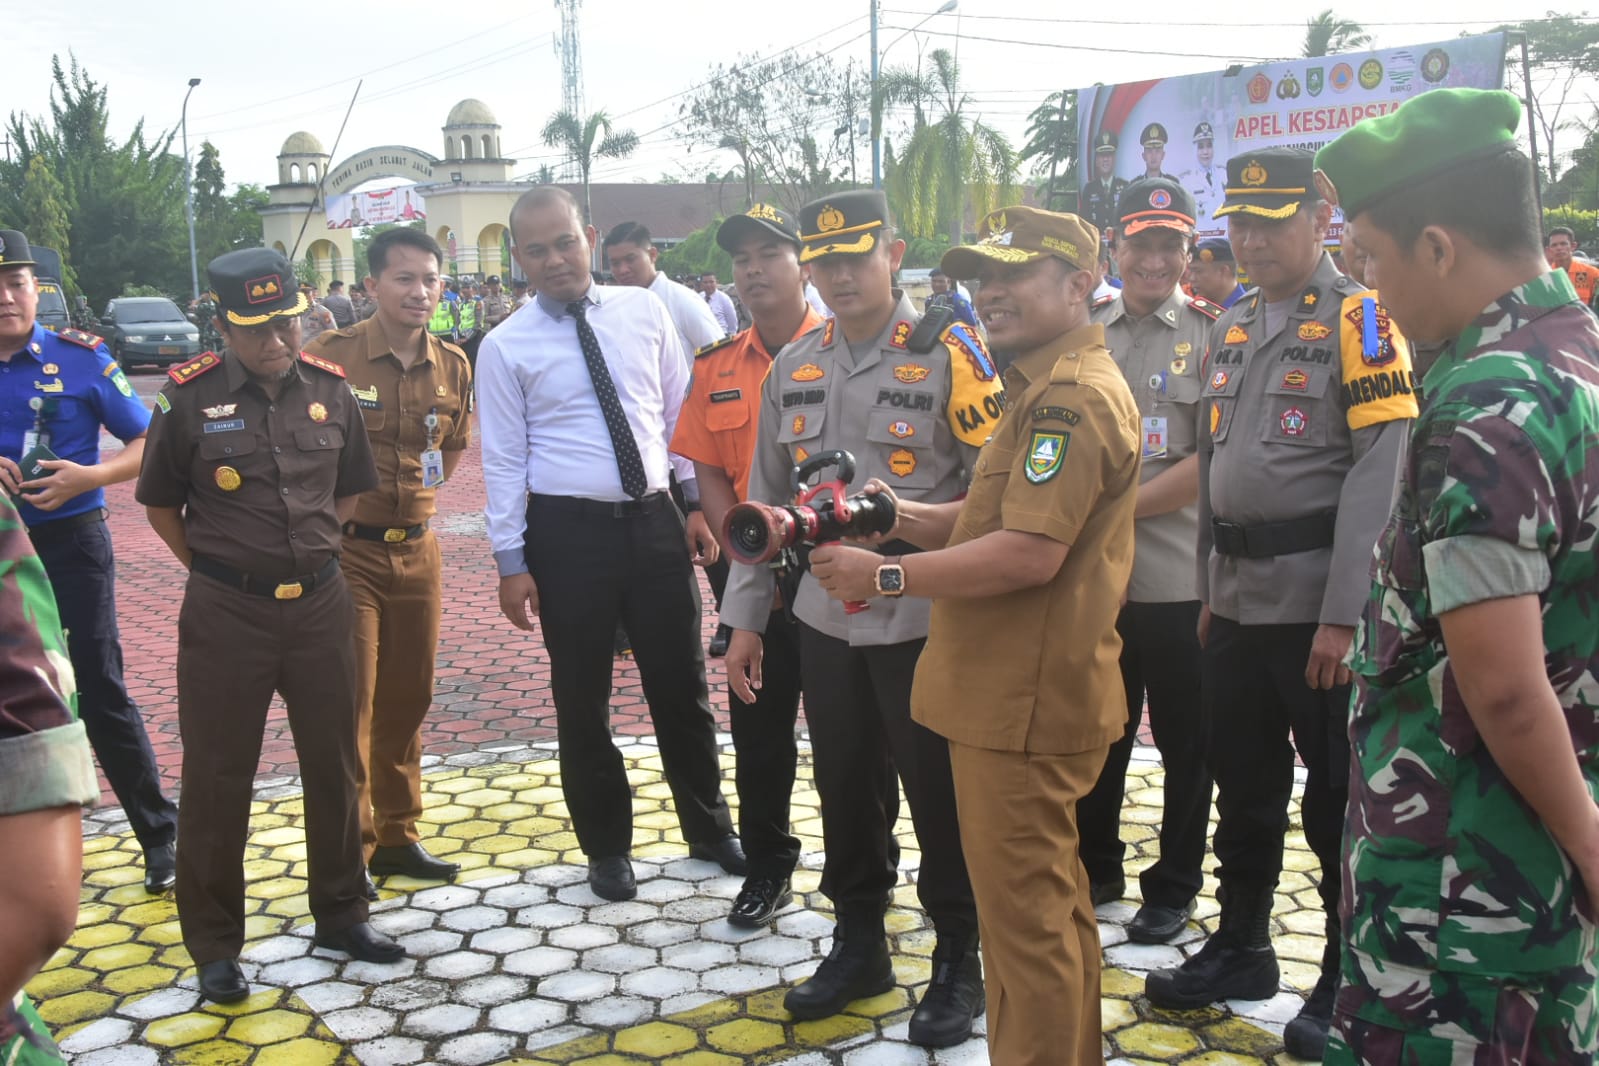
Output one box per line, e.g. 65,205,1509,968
181,77,201,304
870,0,957,189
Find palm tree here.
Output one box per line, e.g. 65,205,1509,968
877,48,1017,243
1302,9,1372,57
539,110,641,224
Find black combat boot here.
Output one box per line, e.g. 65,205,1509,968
784,909,895,1020
1145,882,1279,1009
1282,922,1340,1059
908,930,984,1047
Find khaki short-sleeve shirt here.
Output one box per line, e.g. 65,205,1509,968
912,322,1141,754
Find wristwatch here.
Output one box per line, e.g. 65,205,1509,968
874,555,905,597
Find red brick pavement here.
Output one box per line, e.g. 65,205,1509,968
103,368,730,806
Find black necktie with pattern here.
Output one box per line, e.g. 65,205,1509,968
567,300,648,498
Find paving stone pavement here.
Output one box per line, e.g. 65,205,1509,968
36,376,1327,1063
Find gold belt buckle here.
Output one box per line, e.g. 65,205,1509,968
274,582,304,600
383,527,408,543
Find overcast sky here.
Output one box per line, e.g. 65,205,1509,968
9,1,1558,194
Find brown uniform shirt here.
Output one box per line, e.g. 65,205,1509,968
912,322,1140,754
305,320,472,528
136,350,378,579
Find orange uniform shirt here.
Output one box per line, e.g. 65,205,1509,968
1559,259,1599,306
671,308,823,501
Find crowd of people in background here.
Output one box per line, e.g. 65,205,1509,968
4,86,1599,1066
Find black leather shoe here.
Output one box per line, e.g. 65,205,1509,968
784,912,894,1020
1090,876,1126,907
708,623,732,658
729,877,793,928
589,856,637,901
1146,883,1279,1009
314,921,405,963
1282,968,1336,1059
197,958,249,1004
369,842,460,881
144,843,177,895
361,871,379,902
689,835,748,875
907,934,984,1047
1128,900,1195,944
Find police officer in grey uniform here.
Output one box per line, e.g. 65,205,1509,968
1078,178,1219,945
1082,131,1128,237
722,190,1005,1047
1144,149,1417,1057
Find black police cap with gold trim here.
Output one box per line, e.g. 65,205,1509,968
1214,147,1319,221
1093,130,1119,154
1140,122,1169,147
798,190,888,264
717,202,801,254
0,229,38,270
207,248,310,327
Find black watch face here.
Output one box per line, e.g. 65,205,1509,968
879,565,904,593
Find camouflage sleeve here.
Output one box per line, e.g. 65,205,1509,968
0,496,96,814
1417,406,1556,615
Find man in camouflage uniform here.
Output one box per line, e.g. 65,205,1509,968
0,491,96,1066
1143,148,1417,1062
1318,89,1599,1064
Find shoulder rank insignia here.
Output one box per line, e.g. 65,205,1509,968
168,352,222,386
942,322,997,381
298,351,347,378
694,335,736,359
59,328,104,350
890,321,912,349
821,318,836,347
1187,296,1223,320
1296,289,1320,314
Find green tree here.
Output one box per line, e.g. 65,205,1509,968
878,48,1018,243
656,219,732,280
1021,91,1079,212
19,156,76,292
190,141,268,265
679,51,859,212
540,110,640,224
0,55,187,309
1497,14,1599,193
351,220,428,280
1301,10,1372,57
900,235,949,270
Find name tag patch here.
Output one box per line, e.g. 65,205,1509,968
203,418,247,434
709,388,742,403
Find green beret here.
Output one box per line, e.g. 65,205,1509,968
1314,88,1521,218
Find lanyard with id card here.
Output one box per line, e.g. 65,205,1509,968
1142,416,1169,460
421,407,445,488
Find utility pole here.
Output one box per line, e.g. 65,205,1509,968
181,78,202,305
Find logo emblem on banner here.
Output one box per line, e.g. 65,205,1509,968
1422,48,1450,83
1358,59,1384,89
1306,67,1324,96
1247,73,1272,104
1276,72,1302,99
1330,63,1354,93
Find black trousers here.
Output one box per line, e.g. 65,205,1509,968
706,555,730,611
526,496,734,858
798,623,977,938
1079,600,1211,908
1204,615,1348,920
730,610,802,880
31,514,177,849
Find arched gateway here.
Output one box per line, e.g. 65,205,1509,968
261,99,520,284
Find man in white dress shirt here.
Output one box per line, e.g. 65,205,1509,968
476,186,742,902
700,271,741,334
604,222,724,352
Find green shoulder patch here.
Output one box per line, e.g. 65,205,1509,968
154,392,172,413
1024,429,1069,484
110,368,134,398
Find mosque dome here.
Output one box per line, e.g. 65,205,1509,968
280,130,326,156
445,99,498,128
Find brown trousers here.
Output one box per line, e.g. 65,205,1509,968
175,569,367,964
341,533,442,852
948,741,1110,1066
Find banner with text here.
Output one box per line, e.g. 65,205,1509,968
1077,32,1506,240
325,187,428,229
